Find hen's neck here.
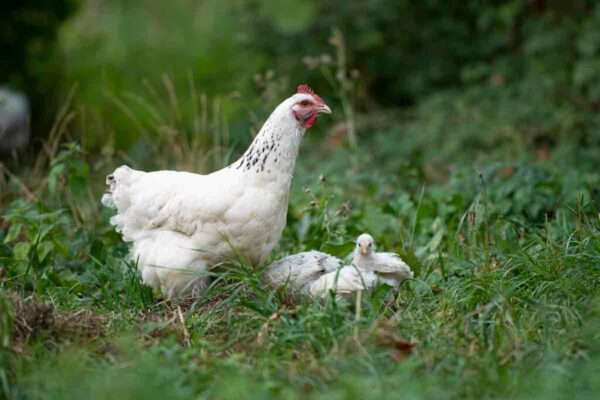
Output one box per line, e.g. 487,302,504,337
231,109,304,183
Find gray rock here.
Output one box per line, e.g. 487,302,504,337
0,88,30,153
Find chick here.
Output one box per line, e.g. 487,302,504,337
264,251,342,294
351,233,414,291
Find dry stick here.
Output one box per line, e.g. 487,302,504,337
43,111,76,161
117,150,138,170
177,305,191,348
354,289,362,340
143,78,170,113
212,97,222,168
86,185,100,222
34,85,78,177
352,290,372,359
331,28,356,148
162,74,182,124
104,91,147,139
479,173,492,269
122,91,165,128
222,113,230,167
163,309,178,325
0,164,36,201
187,70,201,152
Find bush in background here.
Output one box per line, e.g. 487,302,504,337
0,1,78,136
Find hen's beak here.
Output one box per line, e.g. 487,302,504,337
317,104,332,114
359,245,368,255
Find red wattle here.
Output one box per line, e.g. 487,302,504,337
302,113,318,129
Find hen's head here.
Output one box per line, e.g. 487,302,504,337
356,233,376,256
288,85,331,129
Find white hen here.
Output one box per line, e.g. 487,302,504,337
351,233,414,291
102,85,331,298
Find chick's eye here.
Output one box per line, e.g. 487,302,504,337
300,100,310,106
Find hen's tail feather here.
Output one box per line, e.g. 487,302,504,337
101,165,145,240
101,172,116,207
101,193,115,208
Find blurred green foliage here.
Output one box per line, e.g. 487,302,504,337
0,1,78,132
27,0,595,150
3,0,600,152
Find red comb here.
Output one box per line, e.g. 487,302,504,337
297,84,315,96
297,84,324,104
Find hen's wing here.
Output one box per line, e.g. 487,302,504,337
102,165,242,242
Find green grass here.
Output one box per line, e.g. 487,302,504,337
2,80,600,399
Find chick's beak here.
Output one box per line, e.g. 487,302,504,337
359,245,368,255
317,104,332,114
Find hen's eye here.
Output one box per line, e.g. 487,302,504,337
300,100,310,106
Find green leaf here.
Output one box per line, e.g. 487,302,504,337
4,223,22,243
37,241,54,263
38,224,55,242
48,163,65,194
427,221,446,252
13,242,31,261
69,176,89,199
90,239,105,260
